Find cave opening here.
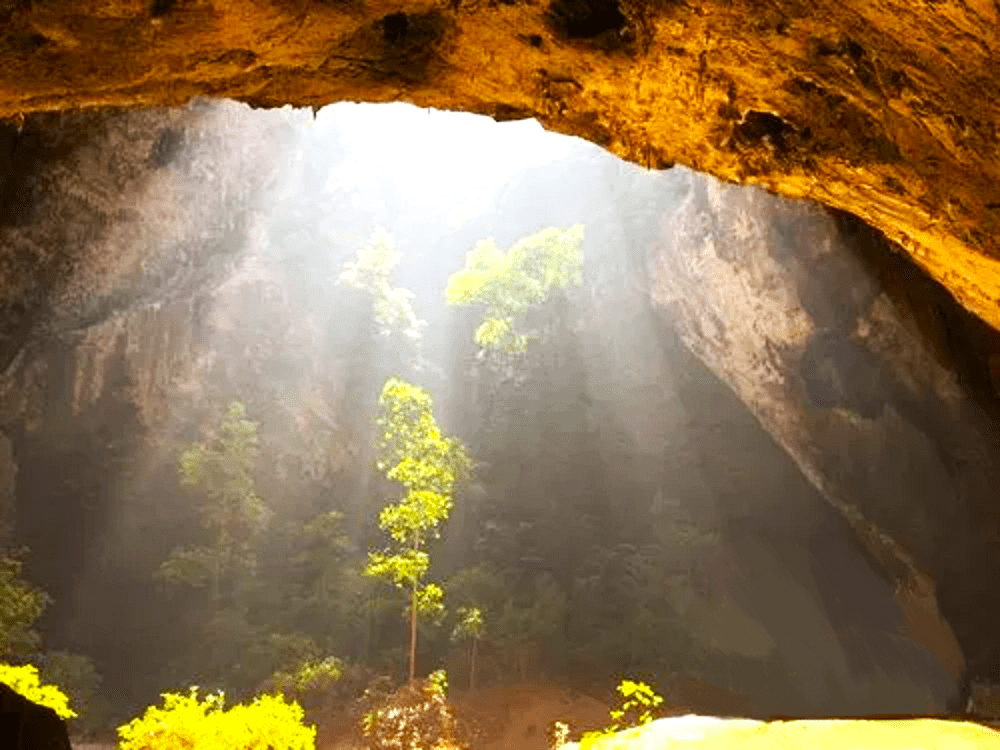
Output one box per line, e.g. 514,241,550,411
2,98,1000,747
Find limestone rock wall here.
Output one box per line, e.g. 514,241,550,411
649,166,1000,679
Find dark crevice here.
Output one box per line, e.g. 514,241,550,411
546,0,627,40
150,0,176,17
382,12,409,44
150,127,184,169
732,110,797,153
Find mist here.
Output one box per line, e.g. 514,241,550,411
2,98,998,746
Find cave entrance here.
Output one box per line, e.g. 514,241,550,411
2,99,1000,742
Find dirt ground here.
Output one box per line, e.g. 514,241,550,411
316,681,617,750
448,683,612,750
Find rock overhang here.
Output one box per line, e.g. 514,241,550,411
0,0,998,327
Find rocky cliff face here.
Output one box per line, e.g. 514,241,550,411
648,169,1000,678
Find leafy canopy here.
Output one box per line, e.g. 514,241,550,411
451,606,483,643
446,225,584,352
365,378,471,677
371,378,471,556
0,553,49,660
117,688,315,750
161,401,267,599
0,663,77,720
271,656,344,696
338,228,425,346
34,651,102,726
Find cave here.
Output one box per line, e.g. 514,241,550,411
2,0,1000,747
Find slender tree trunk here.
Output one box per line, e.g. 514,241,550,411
409,579,418,682
470,637,478,691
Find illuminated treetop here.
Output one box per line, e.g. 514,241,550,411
446,225,584,353
338,228,425,346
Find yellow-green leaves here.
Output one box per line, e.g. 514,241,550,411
365,377,474,677
451,606,484,642
166,401,267,603
581,678,664,747
375,378,471,501
378,491,453,545
446,225,584,353
272,656,344,695
365,549,429,589
0,663,77,720
0,554,49,659
338,228,424,345
611,680,663,728
415,583,445,620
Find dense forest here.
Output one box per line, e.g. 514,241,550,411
0,102,967,743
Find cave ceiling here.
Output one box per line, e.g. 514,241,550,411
1,0,998,329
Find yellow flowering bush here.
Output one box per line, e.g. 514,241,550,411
117,687,316,750
0,662,77,719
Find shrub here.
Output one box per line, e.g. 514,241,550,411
0,662,77,720
117,687,315,750
34,651,101,721
579,679,663,748
0,552,50,659
272,656,344,696
361,677,465,750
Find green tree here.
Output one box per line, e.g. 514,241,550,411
364,378,472,682
446,225,584,353
0,551,49,660
450,606,483,690
160,401,268,608
339,228,425,346
34,651,102,729
493,573,567,682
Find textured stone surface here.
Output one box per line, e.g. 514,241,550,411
649,166,1000,678
0,682,72,750
1,0,999,331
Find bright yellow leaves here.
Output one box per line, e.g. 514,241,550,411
116,688,315,750
0,663,77,720
446,225,584,353
338,228,425,346
365,377,473,677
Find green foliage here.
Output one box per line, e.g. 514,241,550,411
0,552,49,660
494,573,567,649
338,228,425,345
34,651,101,724
117,688,315,750
427,669,447,699
162,401,268,605
365,549,430,590
375,378,472,501
415,582,445,622
446,225,584,352
366,377,471,586
580,679,664,747
272,656,344,695
450,606,483,643
0,663,76,720
365,377,472,678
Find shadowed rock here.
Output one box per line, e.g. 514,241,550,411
0,682,72,750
